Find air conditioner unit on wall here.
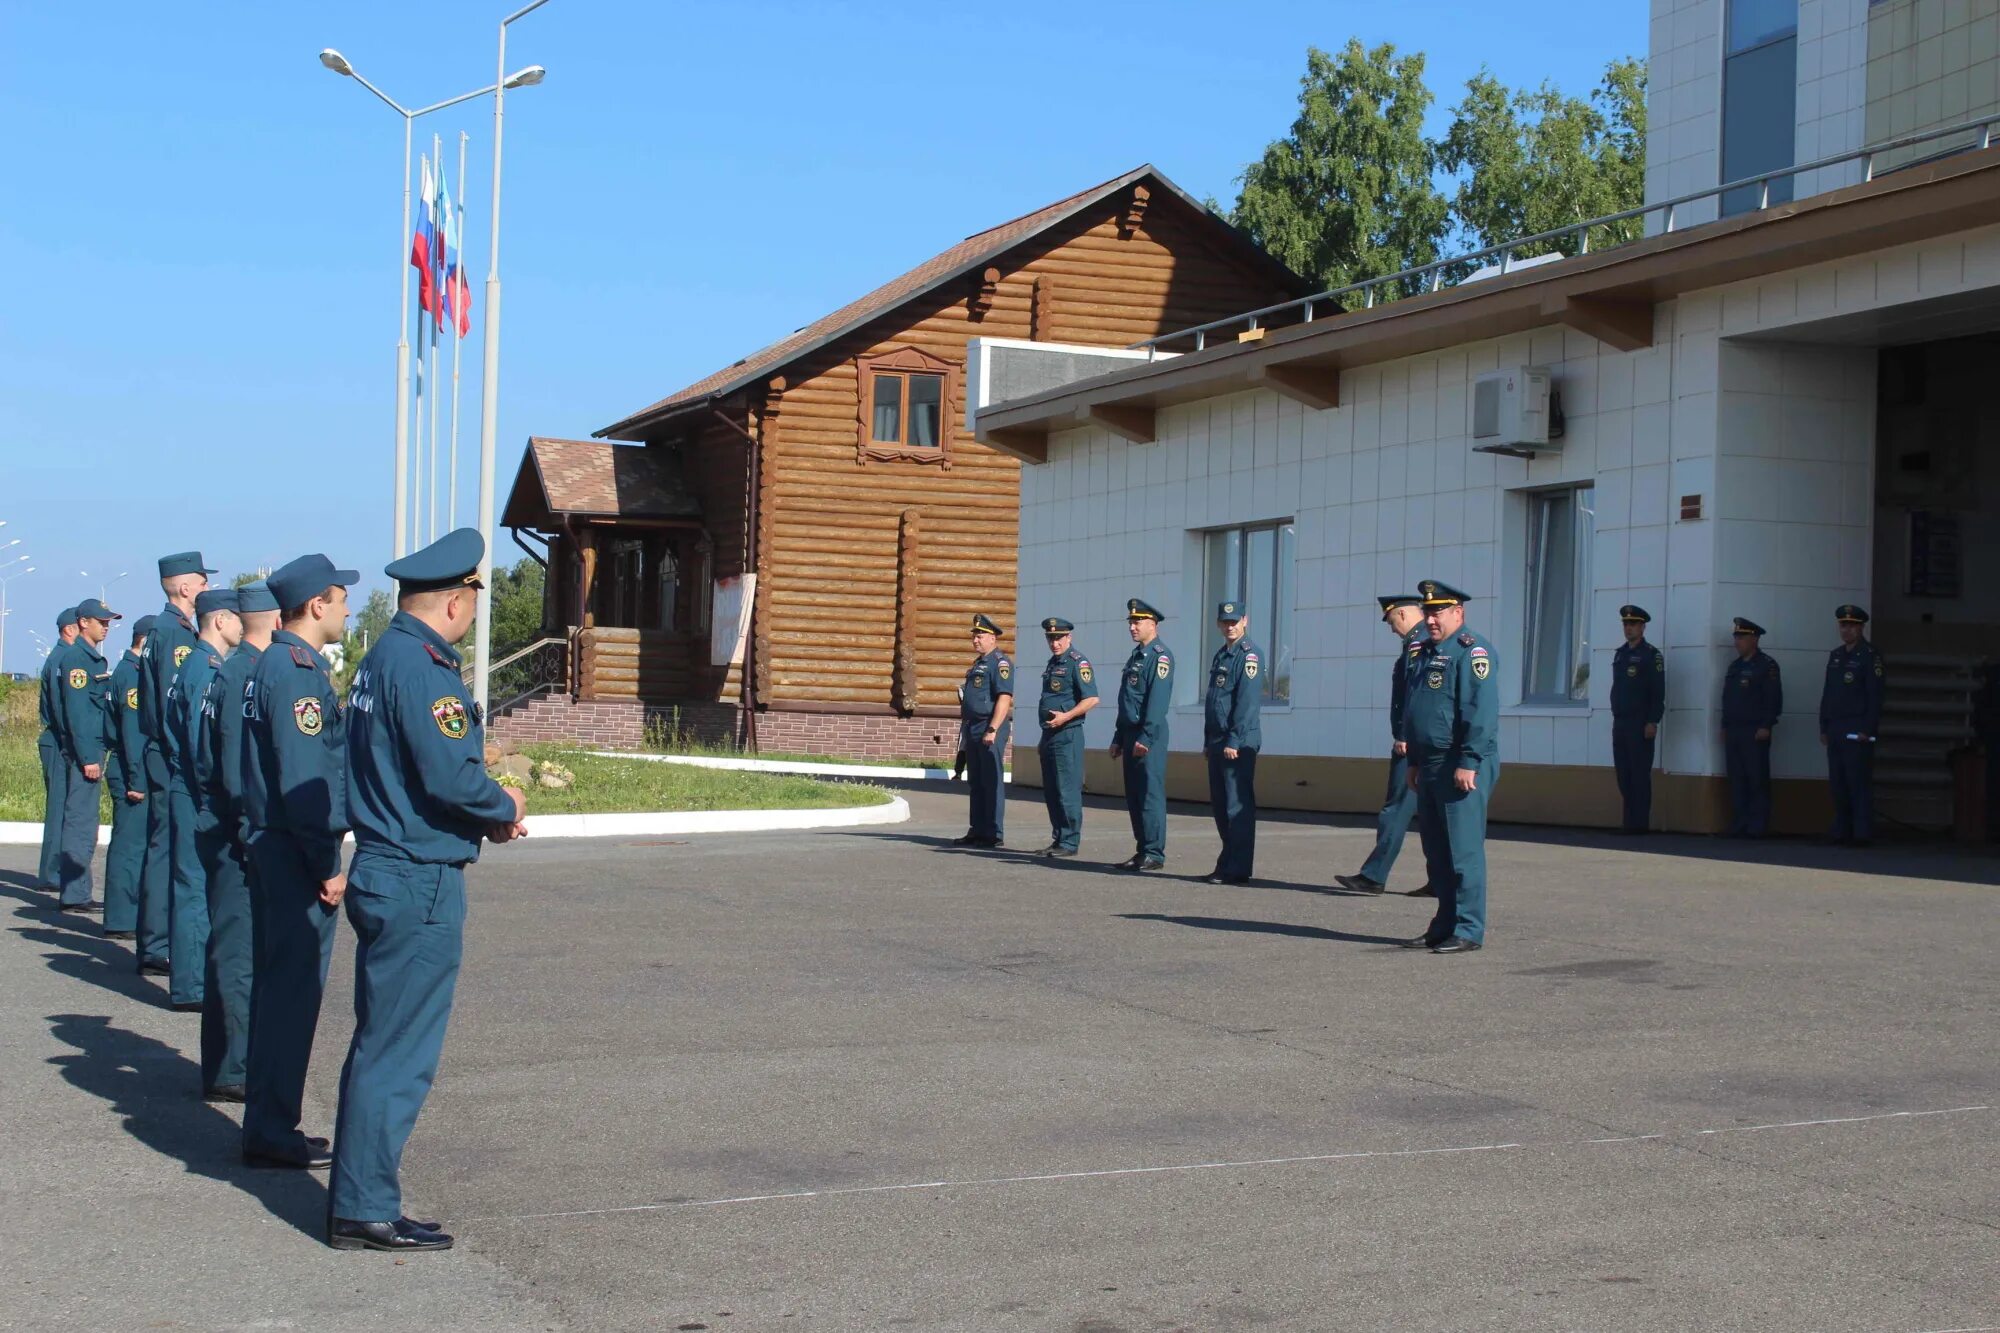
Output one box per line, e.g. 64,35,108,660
1471,366,1561,458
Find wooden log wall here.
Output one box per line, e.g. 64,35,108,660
578,626,707,702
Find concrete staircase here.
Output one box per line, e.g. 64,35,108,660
1873,653,1980,830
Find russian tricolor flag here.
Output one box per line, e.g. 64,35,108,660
410,154,439,318
438,169,470,336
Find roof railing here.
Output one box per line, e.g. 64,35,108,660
1138,112,2000,357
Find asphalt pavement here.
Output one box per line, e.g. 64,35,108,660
1,786,1995,1332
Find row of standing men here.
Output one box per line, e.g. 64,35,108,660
955,581,1498,954
31,531,527,1252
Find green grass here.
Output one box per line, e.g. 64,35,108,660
0,722,115,824
517,746,891,815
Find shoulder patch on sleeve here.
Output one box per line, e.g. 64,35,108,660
1469,646,1489,657
1156,655,1171,679
432,696,470,739
293,697,324,736
67,667,87,689
1077,660,1093,684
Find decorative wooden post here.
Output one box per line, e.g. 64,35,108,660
894,507,922,714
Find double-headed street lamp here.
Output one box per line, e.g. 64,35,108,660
80,568,128,603
4,562,39,675
318,47,546,560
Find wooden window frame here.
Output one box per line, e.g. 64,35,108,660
855,346,957,468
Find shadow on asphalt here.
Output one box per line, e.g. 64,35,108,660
1116,912,1409,947
0,877,172,1011
1485,824,2000,885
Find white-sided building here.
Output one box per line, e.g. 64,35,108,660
972,0,2000,834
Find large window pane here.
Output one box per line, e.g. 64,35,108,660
1524,487,1594,703
908,374,942,447
1568,488,1594,701
1273,522,1296,701
1200,521,1293,704
1728,0,1797,52
1721,38,1798,215
871,374,903,443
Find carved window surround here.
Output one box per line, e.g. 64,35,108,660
855,345,958,468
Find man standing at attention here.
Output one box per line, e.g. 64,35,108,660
954,615,1013,849
1721,618,1782,839
1337,595,1430,895
1032,616,1097,858
1610,605,1667,834
1820,604,1884,847
1202,601,1263,885
104,615,155,941
53,599,122,914
37,607,81,892
1400,581,1499,955
241,553,357,1171
168,588,241,1012
140,551,213,992
1109,599,1172,871
328,529,526,1253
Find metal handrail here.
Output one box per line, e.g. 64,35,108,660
472,633,568,682
1137,112,2000,356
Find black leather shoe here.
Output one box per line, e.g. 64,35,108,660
1334,873,1385,894
328,1218,454,1252
401,1215,444,1232
204,1084,247,1104
1137,856,1166,871
1113,854,1143,870
59,901,104,914
244,1142,333,1170
1044,846,1077,858
1398,935,1444,949
171,1001,203,1013
104,929,136,940
1403,883,1438,898
1202,874,1227,884
138,960,171,976
1431,937,1483,954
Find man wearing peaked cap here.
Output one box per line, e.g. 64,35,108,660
1721,617,1782,837
1032,617,1098,857
241,553,358,1171
104,614,157,939
1610,606,1667,834
36,606,82,892
1111,598,1174,870
163,588,243,1011
52,599,122,913
1820,604,1884,846
327,529,526,1252
139,551,215,985
1337,595,1433,896
1202,600,1263,884
954,614,1014,848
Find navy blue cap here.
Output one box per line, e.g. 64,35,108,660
1619,604,1651,623
158,551,217,579
1378,594,1422,616
1418,579,1469,608
269,554,361,610
1732,617,1765,636
56,606,79,629
1126,598,1165,622
74,598,123,623
1216,600,1246,622
194,589,240,618
1836,603,1868,624
970,613,1001,635
1040,617,1074,635
385,526,485,594
237,580,279,614
131,615,157,640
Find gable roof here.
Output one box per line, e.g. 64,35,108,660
501,436,703,529
595,164,1304,441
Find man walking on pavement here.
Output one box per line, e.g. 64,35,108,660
1338,595,1432,896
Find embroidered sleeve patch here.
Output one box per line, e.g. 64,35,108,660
126,687,139,709
68,668,87,689
1078,662,1093,684
998,661,1011,681
1472,658,1491,680
433,696,470,739
173,644,192,668
1156,656,1171,680
293,697,324,736
1244,657,1259,679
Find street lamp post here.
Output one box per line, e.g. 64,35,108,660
317,49,541,559
473,0,551,716
80,568,128,603
3,565,37,675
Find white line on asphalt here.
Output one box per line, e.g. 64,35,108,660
468,1102,1994,1224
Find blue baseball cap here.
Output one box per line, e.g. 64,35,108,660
268,554,361,610
74,598,123,623
384,527,486,594
194,588,240,618
236,580,279,614
1216,600,1246,622
131,615,157,640
158,551,217,579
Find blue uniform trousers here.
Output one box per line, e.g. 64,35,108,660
198,824,255,1093
1722,726,1771,836
1415,755,1497,946
1358,751,1418,884
37,733,65,888
1121,741,1168,859
965,723,1009,842
136,747,172,969
1611,719,1654,832
57,763,101,907
243,829,339,1157
104,758,145,934
1039,726,1086,851
167,781,210,1005
329,856,467,1223
1826,736,1875,841
1206,748,1258,878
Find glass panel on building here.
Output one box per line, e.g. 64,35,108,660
1525,485,1593,704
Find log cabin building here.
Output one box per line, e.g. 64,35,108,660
497,165,1307,759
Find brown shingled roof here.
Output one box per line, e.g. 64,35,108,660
501,437,702,529
595,164,1299,440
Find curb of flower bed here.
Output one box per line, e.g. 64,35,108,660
590,751,1011,783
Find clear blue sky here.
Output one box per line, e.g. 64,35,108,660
0,0,1643,673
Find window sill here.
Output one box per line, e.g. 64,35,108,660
1504,703,1591,717
859,443,950,466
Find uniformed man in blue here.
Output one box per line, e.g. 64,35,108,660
1202,601,1263,885
954,614,1014,848
53,599,122,914
167,588,241,1010
139,551,212,984
1400,580,1500,955
1032,617,1097,858
329,528,526,1253
1110,598,1173,870
104,615,155,941
1337,595,1430,895
199,582,277,1101
37,607,82,892
1820,604,1884,847
1610,605,1667,834
242,552,357,1171
1720,617,1782,838
174,588,242,1074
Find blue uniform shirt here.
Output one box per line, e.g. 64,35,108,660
1610,637,1667,723
348,611,516,864
39,648,67,748
208,643,261,826
243,628,349,880
174,645,225,820
1404,629,1500,769
1115,638,1174,749
55,639,112,765
111,652,146,785
1721,652,1783,729
141,603,200,767
958,649,1013,733
1204,636,1264,751
1820,640,1884,737
1037,649,1096,734
1388,625,1426,744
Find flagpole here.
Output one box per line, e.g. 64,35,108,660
411,156,426,550
450,130,468,531
429,131,442,546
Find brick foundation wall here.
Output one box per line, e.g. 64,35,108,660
489,694,980,765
